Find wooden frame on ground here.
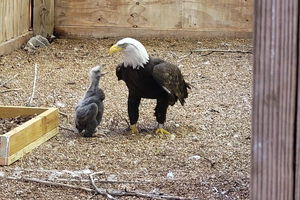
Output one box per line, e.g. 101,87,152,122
0,106,59,166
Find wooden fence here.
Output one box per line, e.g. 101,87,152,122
0,0,31,43
54,0,253,39
251,0,300,199
0,0,32,55
33,0,54,38
0,0,253,56
0,0,54,56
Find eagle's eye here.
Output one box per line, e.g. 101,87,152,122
119,43,127,48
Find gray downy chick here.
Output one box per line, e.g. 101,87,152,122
75,64,107,137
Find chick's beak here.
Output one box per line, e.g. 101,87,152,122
99,64,108,76
101,71,108,76
109,44,124,55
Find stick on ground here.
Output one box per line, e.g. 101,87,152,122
27,63,37,106
6,176,93,192
0,88,22,94
89,172,115,199
55,178,143,184
0,73,19,88
59,111,68,117
6,173,200,200
192,49,252,56
167,46,193,59
89,172,199,200
59,125,75,132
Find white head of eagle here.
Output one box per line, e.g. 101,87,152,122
109,38,149,69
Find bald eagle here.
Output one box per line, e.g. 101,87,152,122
109,38,190,134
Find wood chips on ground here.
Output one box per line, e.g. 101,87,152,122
0,37,252,200
0,115,35,135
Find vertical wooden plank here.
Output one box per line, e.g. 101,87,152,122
18,0,24,34
251,0,298,200
2,0,8,41
21,0,31,34
49,0,54,35
14,0,30,36
0,0,4,42
33,0,54,37
13,0,18,38
5,0,13,40
27,0,31,32
29,0,33,29
296,4,300,198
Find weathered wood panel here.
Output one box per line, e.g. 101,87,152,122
182,0,252,30
21,0,31,34
0,0,4,43
4,0,14,40
0,32,33,56
33,0,54,37
0,0,31,43
0,0,31,55
251,0,298,199
296,17,300,200
54,0,253,38
55,0,181,29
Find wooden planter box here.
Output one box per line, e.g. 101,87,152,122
0,106,59,165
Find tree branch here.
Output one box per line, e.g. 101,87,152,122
89,172,116,199
167,46,193,59
59,111,68,117
0,88,22,94
55,178,143,184
0,73,19,88
59,125,75,133
89,172,200,200
7,173,200,200
192,49,252,56
27,63,37,106
6,176,93,192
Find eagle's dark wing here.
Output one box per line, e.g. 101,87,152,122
116,64,123,81
152,61,190,106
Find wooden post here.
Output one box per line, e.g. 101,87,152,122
296,14,300,200
33,0,54,38
251,0,299,199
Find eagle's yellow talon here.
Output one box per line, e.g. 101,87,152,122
131,124,139,133
155,128,170,134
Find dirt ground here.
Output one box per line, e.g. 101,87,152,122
0,37,252,200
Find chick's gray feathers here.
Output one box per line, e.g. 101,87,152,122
75,65,106,137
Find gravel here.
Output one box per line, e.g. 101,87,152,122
0,37,252,199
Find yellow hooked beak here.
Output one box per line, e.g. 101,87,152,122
109,44,124,55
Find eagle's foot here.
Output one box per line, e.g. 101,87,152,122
155,128,170,134
94,131,107,137
131,124,139,134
